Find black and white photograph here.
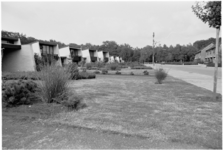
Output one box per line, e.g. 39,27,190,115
1,0,222,149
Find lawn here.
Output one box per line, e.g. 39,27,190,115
2,70,222,149
42,74,222,149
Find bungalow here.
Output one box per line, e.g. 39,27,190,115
30,41,61,67
97,50,110,63
81,49,98,63
110,56,115,63
120,57,124,63
115,56,120,63
59,46,82,66
2,37,62,72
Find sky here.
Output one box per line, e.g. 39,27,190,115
1,1,219,48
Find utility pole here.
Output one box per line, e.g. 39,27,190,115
152,32,155,66
213,27,220,99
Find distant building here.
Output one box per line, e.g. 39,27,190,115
82,49,98,63
59,46,82,66
194,43,221,63
110,56,115,63
114,56,120,62
98,50,110,63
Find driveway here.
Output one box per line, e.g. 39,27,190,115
145,64,222,94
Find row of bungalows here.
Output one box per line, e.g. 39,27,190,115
1,37,124,72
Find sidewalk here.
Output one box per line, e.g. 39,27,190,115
145,64,222,94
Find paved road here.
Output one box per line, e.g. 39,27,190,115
145,64,222,94
158,64,222,79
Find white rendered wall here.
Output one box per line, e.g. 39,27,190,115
110,56,114,63
14,38,21,45
98,51,104,62
116,57,120,62
32,42,41,56
2,44,36,72
82,49,91,63
59,46,70,57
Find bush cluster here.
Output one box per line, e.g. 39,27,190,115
130,72,134,75
85,62,105,70
66,63,79,80
53,92,87,110
2,80,39,107
154,68,168,84
206,62,222,67
143,70,149,75
131,66,153,69
94,70,101,74
116,71,122,75
2,72,40,80
38,65,70,103
183,62,198,65
101,68,108,74
77,72,96,79
107,63,121,70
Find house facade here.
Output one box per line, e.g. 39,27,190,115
114,56,120,62
59,46,82,66
2,38,62,72
110,56,115,63
1,37,35,72
120,57,124,63
194,43,221,63
82,49,98,63
97,50,110,63
31,41,61,67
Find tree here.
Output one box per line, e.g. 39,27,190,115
192,1,221,99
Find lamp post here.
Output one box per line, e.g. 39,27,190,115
152,32,155,66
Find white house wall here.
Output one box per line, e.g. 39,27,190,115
2,44,36,72
97,51,104,62
82,49,91,63
14,38,21,45
59,46,70,57
115,57,120,62
32,42,41,56
110,56,114,62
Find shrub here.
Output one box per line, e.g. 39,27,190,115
2,80,39,107
38,65,70,103
34,53,44,71
116,71,121,75
77,72,96,79
94,70,101,74
86,63,93,70
130,72,134,75
91,67,99,70
53,92,87,110
183,62,198,65
81,67,87,72
106,63,120,70
131,66,153,69
154,68,168,84
206,62,222,67
162,62,182,65
95,62,105,69
2,72,40,81
66,63,79,80
143,70,149,75
101,68,108,74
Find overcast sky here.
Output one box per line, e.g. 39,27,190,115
1,1,219,48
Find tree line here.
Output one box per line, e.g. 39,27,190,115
2,30,220,63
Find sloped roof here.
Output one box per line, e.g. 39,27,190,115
2,36,19,41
